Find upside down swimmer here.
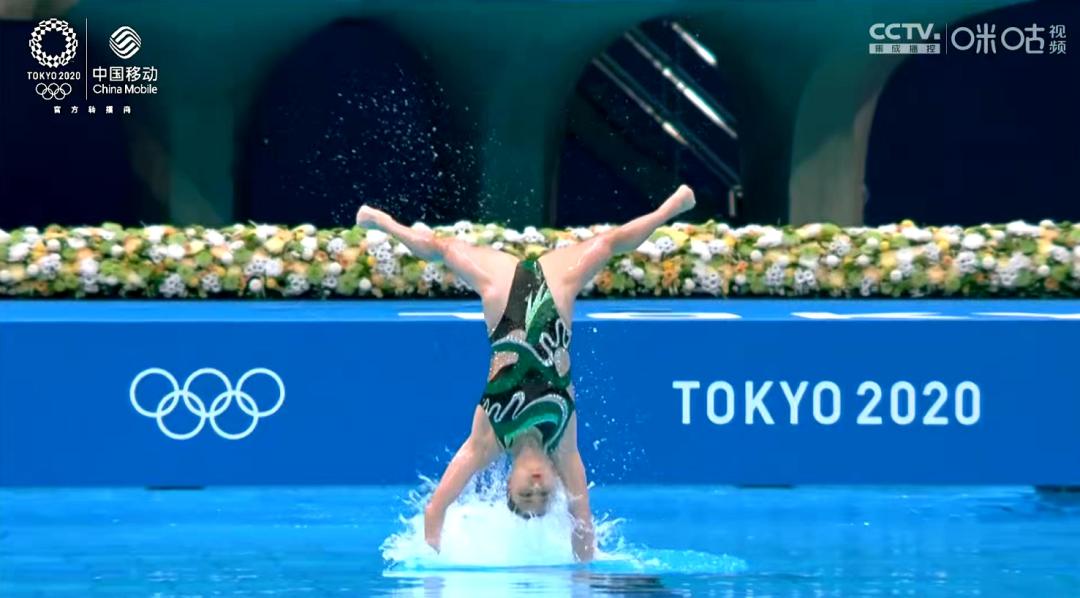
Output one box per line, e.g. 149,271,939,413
356,184,697,562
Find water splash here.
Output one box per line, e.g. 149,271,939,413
381,466,747,575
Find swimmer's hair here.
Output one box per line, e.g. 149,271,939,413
507,495,538,520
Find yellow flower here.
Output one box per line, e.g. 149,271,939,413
266,278,278,290
189,240,205,254
927,266,945,285
900,219,915,228
265,237,285,255
9,265,25,282
880,251,897,270
936,239,950,252
828,272,844,288
879,241,890,251
366,256,376,266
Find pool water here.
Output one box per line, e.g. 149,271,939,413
2,485,1078,596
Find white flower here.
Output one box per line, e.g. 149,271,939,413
412,222,432,233
99,229,116,241
689,239,711,261
571,227,594,240
149,245,167,264
166,243,186,260
0,230,8,244
327,237,346,256
455,232,477,246
299,237,318,253
146,225,165,244
923,243,941,263
284,273,309,296
102,275,118,286
798,223,822,240
205,230,225,246
775,255,790,268
220,251,234,266
7,243,30,262
492,241,505,251
365,229,389,246
1037,264,1051,277
765,264,785,287
394,241,414,255
453,220,473,235
45,239,61,252
38,254,61,279
630,267,645,281
860,277,876,297
824,254,840,268
594,224,614,233
520,224,544,242
297,224,316,236
502,229,523,243
244,255,268,277
201,273,222,293
322,275,339,290
265,258,284,277
255,224,279,240
750,249,763,263
707,239,728,256
1039,219,1055,228
828,237,852,257
78,258,99,276
961,233,985,250
734,273,747,286
422,263,443,283
856,254,871,267
480,229,496,241
27,264,40,277
109,244,124,258
0,270,10,284
1074,246,1080,259
902,227,932,243
636,240,662,261
653,236,676,255
683,278,695,291
945,232,960,247
326,262,343,276
896,248,915,265
981,256,997,270
889,269,903,283
989,230,1005,242
1051,246,1069,263
700,270,722,294
756,229,783,248
66,237,86,250
160,273,186,297
555,238,575,249
248,278,264,293
1005,220,1041,238
794,268,817,292
229,240,245,251
301,248,315,261
865,237,880,249
954,251,977,274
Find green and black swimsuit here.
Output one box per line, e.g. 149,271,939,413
481,258,574,453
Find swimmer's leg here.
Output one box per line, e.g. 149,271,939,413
356,205,514,293
541,185,696,292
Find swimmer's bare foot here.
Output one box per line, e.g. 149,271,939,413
355,205,386,230
663,185,696,216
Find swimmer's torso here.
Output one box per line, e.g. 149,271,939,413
481,258,575,452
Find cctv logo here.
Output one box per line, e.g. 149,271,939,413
869,23,941,42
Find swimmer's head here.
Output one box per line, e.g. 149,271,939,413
506,449,557,518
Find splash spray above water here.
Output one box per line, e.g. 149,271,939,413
380,463,747,575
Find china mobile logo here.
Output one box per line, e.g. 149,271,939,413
28,18,78,68
130,367,285,440
109,26,141,59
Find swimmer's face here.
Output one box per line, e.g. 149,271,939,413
507,457,557,517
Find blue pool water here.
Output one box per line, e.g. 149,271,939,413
2,485,1079,596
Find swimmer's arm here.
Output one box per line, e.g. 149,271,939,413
424,408,499,551
555,415,595,563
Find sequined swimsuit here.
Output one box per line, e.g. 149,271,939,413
480,258,574,453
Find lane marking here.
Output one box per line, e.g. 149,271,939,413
587,311,740,320
974,312,1080,320
792,312,968,320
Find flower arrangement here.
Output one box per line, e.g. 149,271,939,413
1,219,1077,299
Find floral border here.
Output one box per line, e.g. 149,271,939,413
1,220,1078,298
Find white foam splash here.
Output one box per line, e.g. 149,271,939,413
381,465,627,570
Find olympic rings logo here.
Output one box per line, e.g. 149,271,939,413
35,82,71,101
29,18,78,68
130,368,285,440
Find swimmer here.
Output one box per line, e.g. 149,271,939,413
356,185,696,562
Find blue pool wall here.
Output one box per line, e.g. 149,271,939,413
1,299,1078,486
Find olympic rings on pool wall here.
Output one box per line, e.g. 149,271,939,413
129,367,285,440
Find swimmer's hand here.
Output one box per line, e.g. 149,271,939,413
423,504,443,552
